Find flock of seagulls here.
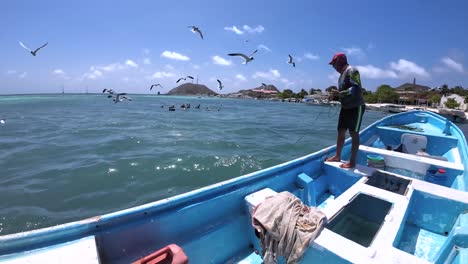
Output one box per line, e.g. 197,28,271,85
17,25,298,103
102,89,132,103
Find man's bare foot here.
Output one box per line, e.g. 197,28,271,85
340,162,355,168
326,155,341,162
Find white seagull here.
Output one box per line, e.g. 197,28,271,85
0,119,5,124
217,79,224,91
108,93,131,103
188,26,203,40
19,41,48,56
150,84,163,91
288,54,296,67
228,50,258,64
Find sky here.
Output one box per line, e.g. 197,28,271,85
1,0,468,95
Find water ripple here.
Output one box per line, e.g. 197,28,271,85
0,95,387,234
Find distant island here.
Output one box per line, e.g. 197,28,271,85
165,83,280,99
166,83,218,96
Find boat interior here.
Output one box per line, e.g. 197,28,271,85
1,111,468,264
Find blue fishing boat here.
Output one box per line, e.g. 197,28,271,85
1,111,468,263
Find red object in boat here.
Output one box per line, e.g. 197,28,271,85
132,244,188,264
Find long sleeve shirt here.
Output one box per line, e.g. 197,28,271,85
338,65,365,109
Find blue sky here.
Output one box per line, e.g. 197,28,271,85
1,0,467,94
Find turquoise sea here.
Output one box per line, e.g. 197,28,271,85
0,94,388,235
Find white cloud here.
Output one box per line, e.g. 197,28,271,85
7,70,17,74
53,69,65,75
441,57,464,73
142,48,150,55
125,60,138,68
19,72,27,78
212,55,232,66
193,64,200,70
151,71,176,79
224,26,244,35
161,51,190,61
304,53,319,60
81,70,102,80
92,63,125,72
82,73,98,80
356,65,398,79
243,25,264,34
224,25,265,35
143,58,151,65
252,69,281,80
281,78,294,86
390,59,430,79
123,77,129,81
257,44,271,52
341,47,365,57
236,74,247,81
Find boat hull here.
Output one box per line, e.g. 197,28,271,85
1,111,468,264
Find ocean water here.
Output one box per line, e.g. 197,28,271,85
0,94,387,235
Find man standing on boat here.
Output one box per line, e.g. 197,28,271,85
326,52,365,168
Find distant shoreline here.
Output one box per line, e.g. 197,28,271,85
366,103,468,119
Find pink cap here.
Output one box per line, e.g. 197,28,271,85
329,52,347,65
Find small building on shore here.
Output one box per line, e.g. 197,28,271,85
394,81,432,105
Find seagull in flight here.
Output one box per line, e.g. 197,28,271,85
176,76,194,83
0,118,5,124
188,26,203,40
228,50,258,64
102,88,115,94
288,54,296,67
217,79,224,91
18,41,48,56
108,93,131,103
261,83,267,88
150,84,163,91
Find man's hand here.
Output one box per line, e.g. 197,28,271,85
329,89,339,100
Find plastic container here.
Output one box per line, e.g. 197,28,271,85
367,154,385,169
425,168,447,186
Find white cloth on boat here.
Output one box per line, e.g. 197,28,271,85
252,191,327,264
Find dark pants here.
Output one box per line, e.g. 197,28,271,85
338,105,365,132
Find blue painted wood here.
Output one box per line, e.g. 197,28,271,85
1,111,468,264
